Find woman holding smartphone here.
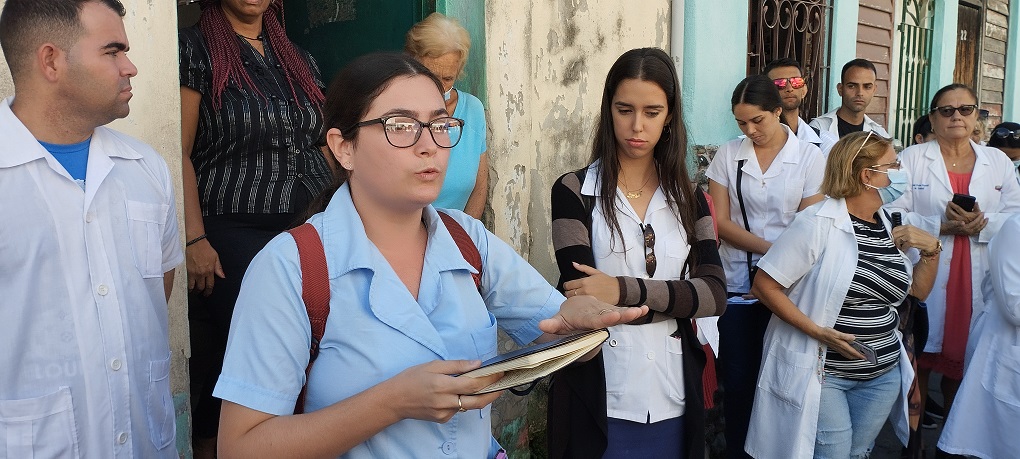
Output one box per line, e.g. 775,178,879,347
888,84,1020,430
746,132,941,458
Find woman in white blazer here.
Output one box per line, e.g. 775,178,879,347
745,132,941,458
937,214,1020,458
888,84,1020,427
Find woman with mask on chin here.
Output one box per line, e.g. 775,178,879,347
405,13,488,217
887,84,1020,436
746,132,941,458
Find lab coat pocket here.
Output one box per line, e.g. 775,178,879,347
784,178,807,214
664,336,686,403
469,313,499,361
758,345,814,409
146,354,175,450
0,386,81,459
126,200,169,278
981,345,1020,408
603,328,632,396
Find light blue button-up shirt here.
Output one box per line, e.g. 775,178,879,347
215,183,562,458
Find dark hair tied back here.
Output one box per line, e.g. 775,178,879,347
295,52,442,224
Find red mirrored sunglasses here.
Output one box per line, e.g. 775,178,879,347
773,77,806,89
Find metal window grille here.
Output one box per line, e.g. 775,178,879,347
747,0,833,120
892,0,935,146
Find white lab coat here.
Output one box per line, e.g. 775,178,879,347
745,198,914,458
938,214,1020,458
809,110,891,138
887,140,1020,353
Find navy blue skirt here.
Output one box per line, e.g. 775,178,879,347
603,415,685,458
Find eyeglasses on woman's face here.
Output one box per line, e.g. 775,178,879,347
869,159,901,171
930,104,977,118
772,77,806,90
355,115,465,148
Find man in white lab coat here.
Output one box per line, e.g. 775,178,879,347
810,58,890,139
0,1,183,457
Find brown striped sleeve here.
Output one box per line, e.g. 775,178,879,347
616,190,727,320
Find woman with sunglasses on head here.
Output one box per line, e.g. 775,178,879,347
746,132,941,458
548,48,727,459
987,121,1020,182
705,74,825,458
212,53,648,459
887,84,1020,436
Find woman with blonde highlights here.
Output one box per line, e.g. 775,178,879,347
405,13,488,217
746,132,941,457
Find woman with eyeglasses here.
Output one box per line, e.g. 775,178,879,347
745,132,941,458
888,84,1020,435
212,53,648,459
706,74,825,459
548,48,727,459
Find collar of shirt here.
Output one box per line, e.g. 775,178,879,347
795,117,822,143
318,182,477,281
0,98,142,169
735,124,803,180
580,160,669,222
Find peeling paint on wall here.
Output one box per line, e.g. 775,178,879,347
484,1,672,455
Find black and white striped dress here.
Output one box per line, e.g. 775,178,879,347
824,213,909,380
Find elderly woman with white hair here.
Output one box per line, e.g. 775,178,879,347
405,13,488,218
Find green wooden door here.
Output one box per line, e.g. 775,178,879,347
284,0,436,84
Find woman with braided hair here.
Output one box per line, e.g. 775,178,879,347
178,1,332,456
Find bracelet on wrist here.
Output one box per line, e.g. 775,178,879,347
186,234,208,247
919,239,943,258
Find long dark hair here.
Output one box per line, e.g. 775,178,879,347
198,0,324,109
589,47,696,250
297,52,442,222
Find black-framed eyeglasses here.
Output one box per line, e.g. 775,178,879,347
930,104,978,118
641,224,657,277
354,115,465,148
992,127,1020,140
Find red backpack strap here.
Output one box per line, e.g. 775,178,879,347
287,223,330,414
437,211,482,291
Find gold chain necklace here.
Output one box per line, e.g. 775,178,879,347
621,171,654,199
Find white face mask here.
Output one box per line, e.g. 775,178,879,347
443,88,453,101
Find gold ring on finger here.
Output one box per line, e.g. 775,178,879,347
457,395,466,412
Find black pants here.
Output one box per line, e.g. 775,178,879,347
716,300,772,459
188,211,303,439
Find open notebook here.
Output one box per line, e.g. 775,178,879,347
459,329,610,394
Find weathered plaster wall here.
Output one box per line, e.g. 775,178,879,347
483,0,670,453
485,0,671,280
0,0,189,455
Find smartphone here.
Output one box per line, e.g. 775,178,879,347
952,193,976,212
849,340,878,365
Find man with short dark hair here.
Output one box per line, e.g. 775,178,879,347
810,58,891,138
0,1,182,456
763,57,838,155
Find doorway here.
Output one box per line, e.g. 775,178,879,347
953,2,981,90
